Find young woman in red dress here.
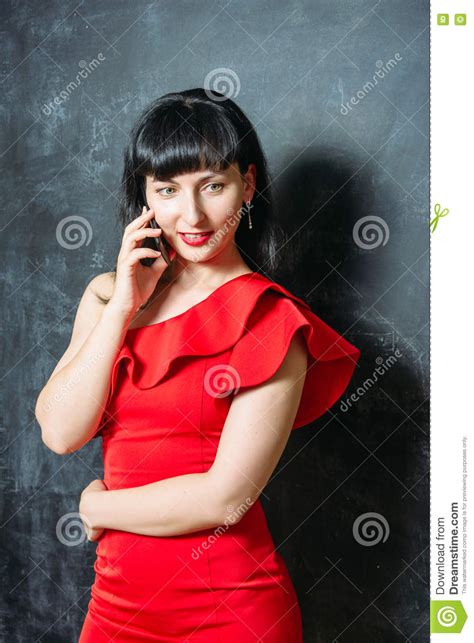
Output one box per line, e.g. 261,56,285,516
36,88,360,641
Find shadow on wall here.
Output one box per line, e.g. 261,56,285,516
261,151,429,642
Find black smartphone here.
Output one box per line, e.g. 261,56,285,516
138,182,173,267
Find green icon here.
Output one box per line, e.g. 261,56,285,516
437,14,449,25
431,600,468,633
430,203,449,233
455,14,466,26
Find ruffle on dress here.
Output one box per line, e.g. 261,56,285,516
100,272,360,432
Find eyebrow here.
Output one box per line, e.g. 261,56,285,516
151,172,225,184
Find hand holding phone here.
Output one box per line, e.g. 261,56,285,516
110,206,176,318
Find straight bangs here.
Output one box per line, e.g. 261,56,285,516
133,103,248,183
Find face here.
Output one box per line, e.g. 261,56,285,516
144,161,256,261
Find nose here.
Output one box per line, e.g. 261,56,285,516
181,193,206,226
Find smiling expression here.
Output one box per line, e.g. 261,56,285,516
144,161,256,260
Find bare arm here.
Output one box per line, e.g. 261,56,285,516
79,330,308,536
35,272,132,454
36,206,172,455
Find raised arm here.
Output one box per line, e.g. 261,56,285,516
36,206,173,454
79,329,308,537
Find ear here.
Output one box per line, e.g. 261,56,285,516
242,163,257,202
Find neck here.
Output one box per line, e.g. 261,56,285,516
165,244,252,290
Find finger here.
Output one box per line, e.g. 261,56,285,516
128,227,162,246
121,224,162,257
137,207,155,224
149,245,176,272
120,217,159,252
149,253,168,272
127,247,162,265
124,207,155,235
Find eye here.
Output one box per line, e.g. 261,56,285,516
156,187,176,196
206,183,224,193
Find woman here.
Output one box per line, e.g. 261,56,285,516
36,88,360,641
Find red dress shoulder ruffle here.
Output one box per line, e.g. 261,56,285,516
101,272,360,432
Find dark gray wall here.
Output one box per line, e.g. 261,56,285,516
1,1,429,641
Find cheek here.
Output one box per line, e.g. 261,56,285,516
149,199,177,226
211,213,242,243
148,191,164,208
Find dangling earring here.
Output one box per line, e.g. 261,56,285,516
245,200,253,229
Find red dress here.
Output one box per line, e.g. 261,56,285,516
79,271,360,642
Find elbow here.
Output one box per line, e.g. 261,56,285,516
215,491,256,526
35,394,80,454
206,471,257,527
39,422,92,455
36,413,73,455
35,401,64,454
44,443,70,456
40,428,72,455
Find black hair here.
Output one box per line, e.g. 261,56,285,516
96,87,284,304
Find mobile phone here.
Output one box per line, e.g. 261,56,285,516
138,182,173,267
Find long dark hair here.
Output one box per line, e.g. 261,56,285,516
96,88,284,304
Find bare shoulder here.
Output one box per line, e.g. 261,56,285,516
87,271,116,303
48,271,115,380
76,270,116,329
